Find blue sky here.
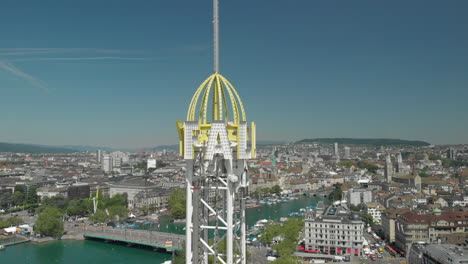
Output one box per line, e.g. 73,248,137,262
1,0,467,148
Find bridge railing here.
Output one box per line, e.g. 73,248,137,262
65,223,185,250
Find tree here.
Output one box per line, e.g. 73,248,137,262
0,191,12,208
328,184,343,202
271,185,282,195
101,193,128,208
273,240,297,259
108,205,129,222
168,189,186,219
12,191,25,206
362,213,374,226
14,185,26,194
26,187,39,204
149,204,159,214
139,205,150,216
34,206,64,237
171,203,186,219
42,195,68,210
350,204,365,212
0,219,9,229
258,223,282,244
6,217,23,226
89,209,109,223
337,161,354,167
419,172,430,178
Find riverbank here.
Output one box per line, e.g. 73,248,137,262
0,235,30,247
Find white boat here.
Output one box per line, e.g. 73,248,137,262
0,245,5,250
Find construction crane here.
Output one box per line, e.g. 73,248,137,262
92,187,100,214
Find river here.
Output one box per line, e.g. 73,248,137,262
0,195,325,264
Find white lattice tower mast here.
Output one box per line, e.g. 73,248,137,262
176,1,256,263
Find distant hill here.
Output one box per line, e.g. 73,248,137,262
257,140,287,145
57,145,132,152
0,142,78,154
296,138,430,147
154,144,179,151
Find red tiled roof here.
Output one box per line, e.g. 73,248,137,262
399,211,468,227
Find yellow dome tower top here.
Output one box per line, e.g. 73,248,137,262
186,73,246,125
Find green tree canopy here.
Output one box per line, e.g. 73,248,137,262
362,213,374,226
328,184,343,202
12,191,25,206
271,185,282,195
6,217,23,226
26,187,39,204
168,189,186,219
89,209,109,223
0,191,12,208
34,206,64,237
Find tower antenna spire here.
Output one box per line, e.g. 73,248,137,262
213,0,219,73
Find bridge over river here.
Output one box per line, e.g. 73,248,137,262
63,193,329,253
65,223,185,252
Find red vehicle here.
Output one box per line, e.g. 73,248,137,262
370,254,376,261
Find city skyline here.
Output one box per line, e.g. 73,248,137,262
1,0,467,148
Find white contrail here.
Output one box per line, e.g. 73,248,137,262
0,61,50,93
9,57,148,62
0,48,123,56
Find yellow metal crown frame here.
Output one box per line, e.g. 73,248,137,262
177,73,256,159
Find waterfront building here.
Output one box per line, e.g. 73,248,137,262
408,244,468,264
395,210,468,251
304,204,365,256
133,187,175,209
109,177,158,209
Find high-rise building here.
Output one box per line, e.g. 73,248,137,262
147,155,157,170
110,151,129,168
344,146,351,159
334,142,339,157
384,153,393,182
447,147,457,160
102,155,113,173
304,203,364,257
96,150,102,163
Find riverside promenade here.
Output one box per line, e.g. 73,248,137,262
64,223,185,251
